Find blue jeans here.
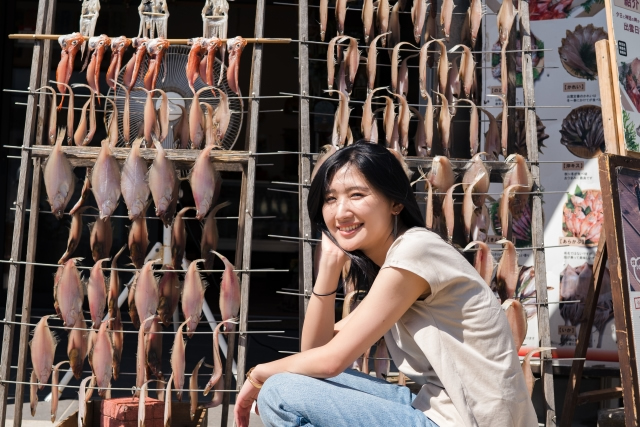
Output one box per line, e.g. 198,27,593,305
257,369,439,427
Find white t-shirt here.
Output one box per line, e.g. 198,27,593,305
381,227,538,427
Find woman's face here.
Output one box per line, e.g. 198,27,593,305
322,164,399,253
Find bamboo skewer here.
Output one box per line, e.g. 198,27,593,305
8,33,291,44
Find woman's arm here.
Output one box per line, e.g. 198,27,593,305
300,233,349,351
235,266,429,426
262,265,429,379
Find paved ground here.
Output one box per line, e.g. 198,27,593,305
5,401,264,426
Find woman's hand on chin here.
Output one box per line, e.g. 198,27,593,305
320,231,349,269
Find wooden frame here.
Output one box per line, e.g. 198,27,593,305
0,0,266,425
0,1,54,425
599,153,640,425
296,0,556,424
298,0,313,336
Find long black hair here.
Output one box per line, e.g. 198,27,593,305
308,142,424,294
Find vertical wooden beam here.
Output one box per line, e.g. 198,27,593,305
506,20,517,157
519,0,556,425
595,40,621,155
12,2,55,423
298,0,313,336
12,161,42,426
223,0,265,425
599,154,640,425
0,1,50,424
559,238,607,427
220,167,247,426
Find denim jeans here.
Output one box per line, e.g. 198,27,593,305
257,369,439,427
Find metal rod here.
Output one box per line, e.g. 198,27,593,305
522,300,582,305
276,0,499,15
279,92,570,108
17,312,282,324
9,206,275,220
0,378,239,394
268,234,321,242
413,190,570,196
0,258,288,273
3,88,292,101
297,56,561,70
2,145,303,158
268,188,299,194
8,34,292,44
0,318,284,335
8,365,217,377
294,39,552,54
12,101,285,115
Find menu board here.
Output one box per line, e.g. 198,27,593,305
482,3,618,364
607,0,640,152
616,167,640,375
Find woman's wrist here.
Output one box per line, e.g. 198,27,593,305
249,363,269,385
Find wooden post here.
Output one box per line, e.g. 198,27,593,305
519,0,556,424
595,40,622,155
223,0,265,424
298,0,313,335
506,21,517,158
12,160,42,427
220,167,246,426
11,2,56,423
0,0,51,424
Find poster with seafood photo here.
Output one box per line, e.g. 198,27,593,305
606,0,640,153
482,1,619,365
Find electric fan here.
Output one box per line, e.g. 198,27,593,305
106,44,243,150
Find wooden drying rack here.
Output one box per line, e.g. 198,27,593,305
295,0,557,426
0,1,268,426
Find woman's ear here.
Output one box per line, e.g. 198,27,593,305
392,202,404,215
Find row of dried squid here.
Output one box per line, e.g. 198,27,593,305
323,0,524,159
321,0,482,47
31,244,240,423
37,77,233,149
328,35,477,99
419,152,532,245
325,30,515,159
329,83,508,161
464,239,551,396
44,122,224,227
57,33,247,101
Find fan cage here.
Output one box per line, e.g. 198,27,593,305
105,44,243,151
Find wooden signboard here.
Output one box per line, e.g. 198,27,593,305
599,153,640,425
600,0,640,158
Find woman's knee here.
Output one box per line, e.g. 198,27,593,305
258,372,299,408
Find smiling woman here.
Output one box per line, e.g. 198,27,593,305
311,142,425,295
234,142,538,427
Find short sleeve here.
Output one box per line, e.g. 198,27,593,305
381,227,478,297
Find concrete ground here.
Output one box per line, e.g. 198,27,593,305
5,401,264,427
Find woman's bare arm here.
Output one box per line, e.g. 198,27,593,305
300,260,343,351
254,266,430,381
301,233,351,351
